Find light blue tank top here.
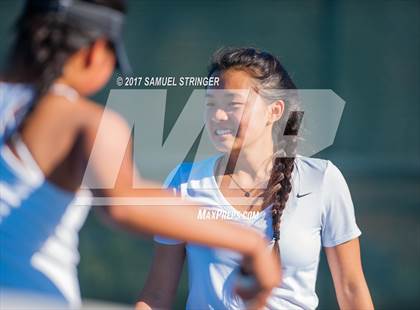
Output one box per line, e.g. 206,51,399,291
0,83,90,308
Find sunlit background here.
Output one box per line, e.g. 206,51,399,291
1,0,419,308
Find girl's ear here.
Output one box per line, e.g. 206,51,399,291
85,38,110,68
269,99,285,123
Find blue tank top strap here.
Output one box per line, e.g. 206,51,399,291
0,82,35,145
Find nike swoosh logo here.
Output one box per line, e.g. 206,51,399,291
296,192,312,198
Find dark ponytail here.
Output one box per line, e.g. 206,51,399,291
208,47,300,258
3,0,127,97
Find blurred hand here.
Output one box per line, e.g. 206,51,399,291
235,241,281,310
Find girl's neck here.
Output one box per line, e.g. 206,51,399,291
49,83,79,102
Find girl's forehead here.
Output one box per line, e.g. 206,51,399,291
218,69,253,87
205,89,251,101
206,69,260,100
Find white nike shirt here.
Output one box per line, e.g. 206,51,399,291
155,155,362,310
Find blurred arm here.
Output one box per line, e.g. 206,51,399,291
81,107,268,257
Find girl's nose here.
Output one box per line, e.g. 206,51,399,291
213,108,228,121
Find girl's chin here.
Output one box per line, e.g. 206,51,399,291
212,141,234,152
214,145,232,153
211,136,249,153
213,142,246,154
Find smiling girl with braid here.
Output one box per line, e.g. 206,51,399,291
138,47,374,310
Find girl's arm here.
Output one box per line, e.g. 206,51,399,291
136,243,186,309
324,238,374,309
80,104,281,307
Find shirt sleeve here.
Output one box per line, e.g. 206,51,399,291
153,164,185,245
321,161,362,247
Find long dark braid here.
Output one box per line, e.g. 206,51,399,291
208,47,300,258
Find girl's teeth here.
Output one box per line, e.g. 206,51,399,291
215,129,232,136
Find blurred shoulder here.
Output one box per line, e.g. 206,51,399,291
75,97,129,134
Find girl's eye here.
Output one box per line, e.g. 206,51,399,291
206,102,215,107
230,102,243,107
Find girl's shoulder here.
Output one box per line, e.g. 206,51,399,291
295,155,329,174
164,155,220,188
295,155,348,195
